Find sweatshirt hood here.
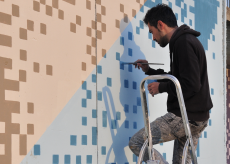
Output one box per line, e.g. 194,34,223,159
169,24,200,52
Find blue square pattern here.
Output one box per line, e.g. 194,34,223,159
34,145,40,155
125,120,129,129
137,97,141,106
133,122,137,129
82,81,87,90
87,155,92,164
87,90,91,99
128,48,132,56
102,111,107,127
82,117,87,126
152,40,155,48
212,35,215,41
101,146,106,155
107,77,112,87
211,88,214,95
92,74,96,83
128,65,132,72
204,131,207,138
124,79,129,88
189,19,192,26
133,154,137,162
104,54,106,58
64,155,70,164
120,62,124,70
140,5,144,12
148,32,152,39
196,139,200,157
82,99,87,108
136,27,140,34
53,155,59,164
111,120,117,129
160,143,163,146
124,104,129,113
70,135,77,146
209,119,212,126
213,53,215,59
82,135,87,145
133,81,137,90
97,91,102,101
116,112,121,120
128,32,132,40
209,109,211,113
116,52,120,60
175,13,178,20
92,127,97,145
200,133,202,138
140,20,144,29
133,105,137,114
92,109,97,118
97,65,102,74
163,153,166,160
120,37,124,46
76,156,81,164
168,1,172,8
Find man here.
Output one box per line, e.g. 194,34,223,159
129,4,213,164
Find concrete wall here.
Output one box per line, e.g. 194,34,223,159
0,0,226,164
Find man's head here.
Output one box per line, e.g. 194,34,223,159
143,4,178,47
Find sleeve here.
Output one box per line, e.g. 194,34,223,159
158,37,201,100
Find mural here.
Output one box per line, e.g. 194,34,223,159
0,0,226,164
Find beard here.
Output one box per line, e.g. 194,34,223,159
158,34,168,47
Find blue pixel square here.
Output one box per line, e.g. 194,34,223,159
209,119,212,126
97,91,102,101
102,111,107,127
97,65,102,74
82,135,87,145
211,88,214,95
128,48,132,56
140,20,144,29
124,79,129,88
128,65,132,72
204,131,207,138
82,99,87,108
125,120,129,128
212,35,215,41
116,52,120,60
213,53,215,59
76,156,81,164
34,145,40,155
133,81,137,90
53,155,59,164
104,54,106,58
148,32,152,39
209,109,211,113
196,139,200,157
133,154,137,162
163,153,166,160
82,81,87,90
128,32,132,40
168,1,172,8
189,19,192,26
152,40,155,48
70,135,77,146
64,155,70,164
175,13,178,20
92,127,97,145
116,112,121,120
120,37,124,46
107,77,112,87
133,122,137,129
137,97,141,106
111,120,117,129
200,133,202,138
92,109,97,118
101,146,106,155
133,105,137,114
140,5,144,12
136,27,140,34
120,62,124,70
92,74,96,83
160,143,163,146
124,104,129,113
87,155,92,164
82,117,87,126
87,90,91,99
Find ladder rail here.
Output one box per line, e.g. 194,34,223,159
138,74,198,164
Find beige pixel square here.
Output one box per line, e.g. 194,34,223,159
19,70,26,82
101,23,106,32
132,9,136,17
120,4,124,13
91,20,96,30
19,28,27,40
86,27,91,37
20,49,27,61
58,10,64,20
33,1,40,12
86,45,91,55
97,30,102,40
101,6,106,15
40,23,46,35
34,62,39,73
0,144,5,155
52,0,59,9
86,0,91,10
28,102,34,113
27,20,34,31
40,0,46,5
70,23,76,33
82,62,86,71
96,0,101,5
97,13,101,23
12,4,20,17
46,5,52,16
46,65,53,75
0,122,5,133
115,19,120,28
76,15,81,25
27,124,34,135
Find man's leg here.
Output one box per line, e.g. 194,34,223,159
129,112,179,163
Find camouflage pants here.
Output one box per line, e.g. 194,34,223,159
129,112,208,164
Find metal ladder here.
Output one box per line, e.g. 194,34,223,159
137,74,198,164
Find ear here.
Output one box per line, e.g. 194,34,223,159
157,20,164,31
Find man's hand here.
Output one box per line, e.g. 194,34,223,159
133,59,149,73
148,82,159,97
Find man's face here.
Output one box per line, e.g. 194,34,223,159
148,23,168,47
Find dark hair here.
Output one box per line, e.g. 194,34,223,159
143,4,178,28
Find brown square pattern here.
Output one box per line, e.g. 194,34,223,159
33,62,39,73
116,19,120,28
97,30,102,40
97,13,101,22
40,0,46,5
91,56,96,65
46,65,53,75
70,23,76,33
86,0,91,10
19,70,26,82
120,4,124,13
58,10,64,20
91,37,96,47
86,27,91,37
20,49,27,61
27,102,34,113
91,20,96,30
101,23,106,32
132,9,136,17
86,45,91,55
102,49,106,57
82,62,86,71
46,5,52,16
101,6,106,15
52,0,59,9
76,15,81,26
33,1,40,12
27,124,34,135
12,4,19,17
40,23,46,35
19,28,27,40
96,0,101,5
27,20,34,31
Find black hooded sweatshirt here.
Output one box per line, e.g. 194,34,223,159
145,24,213,121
